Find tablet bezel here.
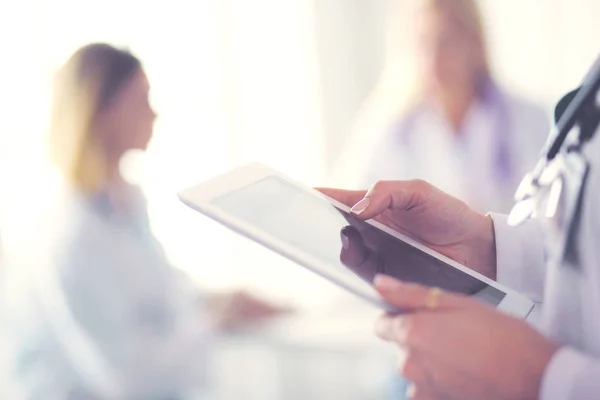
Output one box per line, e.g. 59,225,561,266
178,163,534,319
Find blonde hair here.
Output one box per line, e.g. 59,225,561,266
48,43,140,193
333,0,490,187
378,0,490,120
421,0,489,74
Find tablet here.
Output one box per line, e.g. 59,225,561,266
179,163,534,318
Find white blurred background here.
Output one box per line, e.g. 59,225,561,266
0,0,599,398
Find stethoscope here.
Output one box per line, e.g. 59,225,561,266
508,55,600,227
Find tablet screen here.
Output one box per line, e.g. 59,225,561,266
212,176,505,307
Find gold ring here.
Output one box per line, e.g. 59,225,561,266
425,287,442,310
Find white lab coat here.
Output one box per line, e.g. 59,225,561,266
2,180,212,400
359,89,549,213
491,122,600,398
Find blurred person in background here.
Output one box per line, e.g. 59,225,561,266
334,0,550,397
2,43,285,400
337,0,549,213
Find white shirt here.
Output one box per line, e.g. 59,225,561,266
491,124,600,399
361,90,549,213
3,181,212,399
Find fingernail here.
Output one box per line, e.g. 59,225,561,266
350,198,370,215
374,274,402,290
341,232,350,249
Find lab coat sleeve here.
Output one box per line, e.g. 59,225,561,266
540,347,600,399
489,213,547,303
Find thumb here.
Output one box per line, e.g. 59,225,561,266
374,275,465,311
340,226,380,282
315,188,367,208
350,180,429,220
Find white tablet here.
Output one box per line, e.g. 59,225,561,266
179,163,534,318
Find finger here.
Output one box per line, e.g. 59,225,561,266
375,313,408,343
340,226,369,266
374,275,466,311
350,180,430,220
397,348,444,400
375,313,430,349
314,188,367,207
340,226,380,281
398,349,429,387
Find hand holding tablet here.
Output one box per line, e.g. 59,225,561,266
179,163,533,318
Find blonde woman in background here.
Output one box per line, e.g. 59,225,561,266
336,0,549,213
334,0,550,397
2,43,284,400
